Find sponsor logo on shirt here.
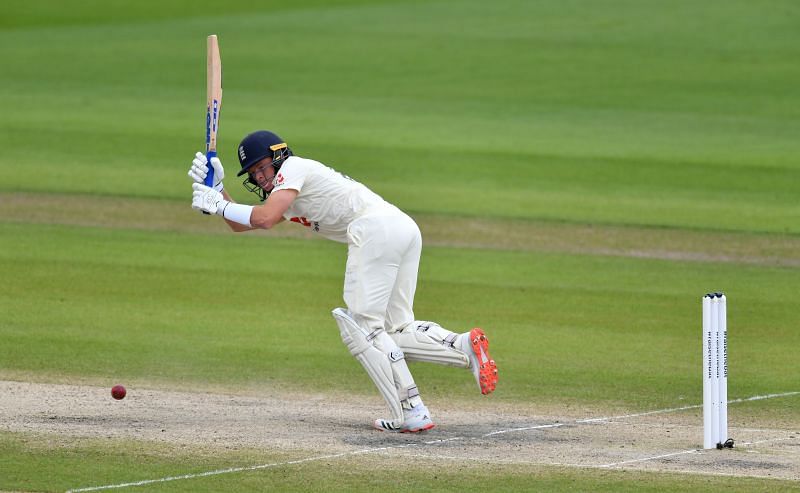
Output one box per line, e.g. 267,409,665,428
291,217,312,227
275,172,285,186
290,217,321,232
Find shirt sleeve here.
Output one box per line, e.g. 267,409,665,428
272,157,307,193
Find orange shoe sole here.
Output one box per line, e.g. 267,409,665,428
470,328,498,395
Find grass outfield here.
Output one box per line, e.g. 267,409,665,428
1,0,799,491
3,1,799,232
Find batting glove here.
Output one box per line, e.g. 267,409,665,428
192,183,229,216
188,152,225,192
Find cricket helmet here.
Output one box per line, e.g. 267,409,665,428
237,130,293,201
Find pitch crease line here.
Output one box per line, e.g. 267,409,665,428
577,391,800,424
598,434,799,469
482,423,564,436
65,445,420,493
598,449,700,468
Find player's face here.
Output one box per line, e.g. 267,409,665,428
247,157,276,193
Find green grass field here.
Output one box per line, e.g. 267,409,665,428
1,1,799,491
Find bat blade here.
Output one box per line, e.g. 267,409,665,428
205,34,222,188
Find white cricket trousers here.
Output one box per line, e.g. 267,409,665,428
344,207,421,333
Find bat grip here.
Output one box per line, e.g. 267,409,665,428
204,150,217,187
202,150,217,215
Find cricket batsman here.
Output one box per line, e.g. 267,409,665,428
189,130,498,432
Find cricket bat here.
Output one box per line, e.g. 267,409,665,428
205,34,222,188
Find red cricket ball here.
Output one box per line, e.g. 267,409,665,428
111,385,127,400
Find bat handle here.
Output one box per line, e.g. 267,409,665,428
204,150,216,187
202,150,217,215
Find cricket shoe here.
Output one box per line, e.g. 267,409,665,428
373,404,435,433
461,328,498,395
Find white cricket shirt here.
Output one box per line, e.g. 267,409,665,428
272,156,391,242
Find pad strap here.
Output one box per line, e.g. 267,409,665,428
391,321,470,368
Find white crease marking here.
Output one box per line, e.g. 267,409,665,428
577,391,800,424
481,423,564,436
597,449,700,468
